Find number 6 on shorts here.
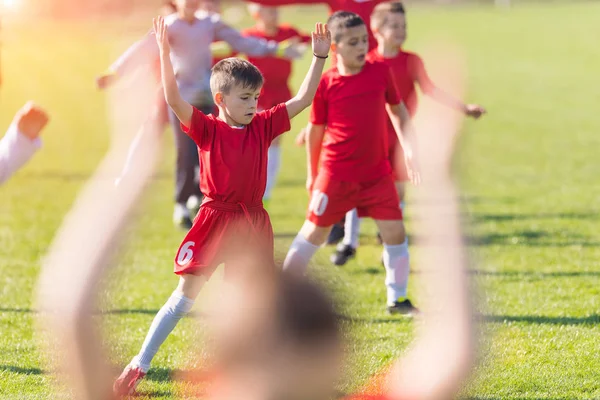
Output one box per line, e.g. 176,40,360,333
177,241,195,265
309,190,329,216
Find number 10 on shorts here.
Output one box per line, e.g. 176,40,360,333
309,190,329,216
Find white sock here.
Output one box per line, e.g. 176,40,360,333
283,234,319,275
264,146,281,200
173,203,190,219
383,240,410,306
341,209,360,248
132,292,195,372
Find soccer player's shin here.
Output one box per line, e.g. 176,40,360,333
132,291,196,372
283,234,320,275
383,241,409,306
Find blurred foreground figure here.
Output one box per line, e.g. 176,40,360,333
0,102,49,185
36,42,473,400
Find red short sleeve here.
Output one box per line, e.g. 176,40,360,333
181,107,213,147
309,78,328,125
261,103,291,142
409,54,434,93
385,65,401,106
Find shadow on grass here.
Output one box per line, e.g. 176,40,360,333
465,230,600,248
0,308,206,318
0,365,43,375
470,211,599,223
484,314,600,326
471,269,600,278
464,398,569,400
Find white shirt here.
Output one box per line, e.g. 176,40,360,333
110,12,277,105
0,124,42,185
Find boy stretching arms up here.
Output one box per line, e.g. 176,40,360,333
332,1,486,265
113,16,331,396
283,11,419,315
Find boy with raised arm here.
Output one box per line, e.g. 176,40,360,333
113,16,331,396
282,11,419,315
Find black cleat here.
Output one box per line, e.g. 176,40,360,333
330,244,356,266
327,223,345,245
387,299,419,316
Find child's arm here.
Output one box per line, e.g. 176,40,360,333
305,123,325,191
96,33,159,90
415,56,486,119
214,17,305,60
154,16,193,127
0,102,48,185
386,102,420,185
387,57,473,399
286,23,331,119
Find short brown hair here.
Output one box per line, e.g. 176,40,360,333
327,11,365,43
210,57,264,95
371,1,405,32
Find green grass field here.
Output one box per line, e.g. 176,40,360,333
2,2,600,399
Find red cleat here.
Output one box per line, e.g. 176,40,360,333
113,364,146,397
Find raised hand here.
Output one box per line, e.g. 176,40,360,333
14,101,49,140
153,16,170,53
312,22,331,58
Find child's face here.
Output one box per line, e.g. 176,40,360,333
334,24,369,70
378,13,406,47
200,0,220,14
176,0,200,16
256,6,279,28
217,83,262,126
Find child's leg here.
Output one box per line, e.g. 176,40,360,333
169,110,199,219
131,274,207,371
264,137,282,203
284,220,332,276
341,208,361,249
375,219,409,306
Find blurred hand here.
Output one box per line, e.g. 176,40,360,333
96,73,117,90
464,104,486,119
14,102,49,140
295,127,307,147
312,23,331,58
405,152,421,186
281,37,308,60
306,175,315,192
153,16,170,53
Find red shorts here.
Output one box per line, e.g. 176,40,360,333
307,173,403,227
388,135,410,182
174,200,274,277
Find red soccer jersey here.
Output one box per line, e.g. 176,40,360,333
181,103,291,204
248,0,387,52
243,25,311,109
310,60,400,182
366,49,433,117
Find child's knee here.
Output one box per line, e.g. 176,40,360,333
378,220,406,245
299,220,330,246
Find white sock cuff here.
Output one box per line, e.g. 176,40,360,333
163,292,195,317
384,241,408,256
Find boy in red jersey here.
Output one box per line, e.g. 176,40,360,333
113,16,331,396
332,1,486,266
282,11,419,315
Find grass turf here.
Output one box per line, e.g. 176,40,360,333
1,2,600,398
